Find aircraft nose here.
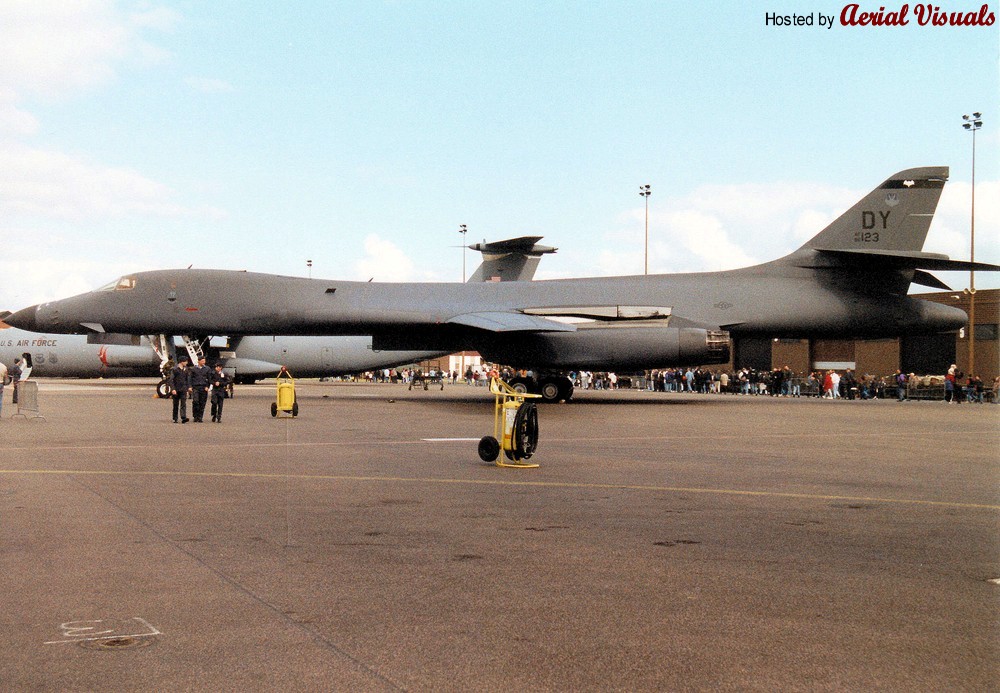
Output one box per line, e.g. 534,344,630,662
6,304,38,331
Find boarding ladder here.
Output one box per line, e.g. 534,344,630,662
181,335,205,364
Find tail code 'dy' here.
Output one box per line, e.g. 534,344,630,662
799,166,948,253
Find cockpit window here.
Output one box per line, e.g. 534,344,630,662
97,275,137,292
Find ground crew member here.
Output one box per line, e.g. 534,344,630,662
9,358,21,404
210,363,231,423
171,358,192,423
190,356,211,422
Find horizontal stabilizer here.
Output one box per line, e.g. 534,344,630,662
911,270,952,291
447,311,576,333
468,236,557,255
816,248,1000,272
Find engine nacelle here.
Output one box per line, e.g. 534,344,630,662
478,326,730,370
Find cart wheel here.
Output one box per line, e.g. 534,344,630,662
271,402,277,417
292,402,299,417
478,436,500,462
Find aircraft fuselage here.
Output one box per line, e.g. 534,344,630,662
18,262,965,343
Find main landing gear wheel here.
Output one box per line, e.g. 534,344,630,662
156,379,171,399
508,378,530,395
538,376,574,403
539,379,561,403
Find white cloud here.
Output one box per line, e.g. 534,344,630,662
0,0,129,97
664,208,759,271
595,176,999,288
128,5,181,32
353,234,419,281
0,141,186,219
0,232,152,308
598,180,857,276
926,181,1000,261
0,1,181,99
0,89,39,136
0,5,225,233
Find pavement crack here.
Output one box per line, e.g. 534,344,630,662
65,474,406,692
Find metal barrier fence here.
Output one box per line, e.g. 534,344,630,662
13,381,45,419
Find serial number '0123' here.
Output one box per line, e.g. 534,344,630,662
854,232,880,243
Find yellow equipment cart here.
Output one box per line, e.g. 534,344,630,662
478,377,541,467
271,368,298,418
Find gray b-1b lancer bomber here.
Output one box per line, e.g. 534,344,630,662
8,167,998,402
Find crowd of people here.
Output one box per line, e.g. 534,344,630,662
351,364,997,403
2,357,995,421
639,366,997,403
356,366,510,386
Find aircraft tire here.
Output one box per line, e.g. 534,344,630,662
558,378,574,402
478,435,500,462
292,402,299,417
156,379,171,399
539,378,562,403
509,377,531,395
271,402,277,417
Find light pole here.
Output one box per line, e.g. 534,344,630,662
306,259,312,279
639,184,651,274
458,224,468,282
457,224,468,380
962,112,982,378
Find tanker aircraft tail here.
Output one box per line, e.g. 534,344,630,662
467,237,557,282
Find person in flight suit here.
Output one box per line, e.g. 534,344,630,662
210,363,232,423
189,356,212,423
171,358,192,423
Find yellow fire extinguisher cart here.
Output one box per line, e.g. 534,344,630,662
271,368,298,418
478,377,541,467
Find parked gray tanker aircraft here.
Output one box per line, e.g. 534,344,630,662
0,324,438,387
0,325,161,378
9,167,998,402
2,236,555,395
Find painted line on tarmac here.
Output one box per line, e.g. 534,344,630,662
1,468,997,511
0,428,981,453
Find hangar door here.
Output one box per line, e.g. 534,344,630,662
733,338,772,372
901,334,954,375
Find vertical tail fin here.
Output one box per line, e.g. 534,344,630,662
799,166,948,252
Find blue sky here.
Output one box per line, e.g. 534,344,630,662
1,1,997,309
